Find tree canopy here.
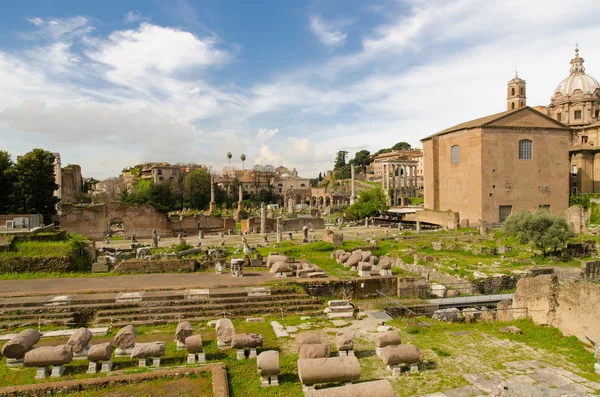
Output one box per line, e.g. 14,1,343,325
334,151,348,170
345,187,388,220
502,210,574,255
391,141,412,151
5,149,59,224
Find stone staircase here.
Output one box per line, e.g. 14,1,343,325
0,286,323,329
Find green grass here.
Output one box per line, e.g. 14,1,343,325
0,241,75,258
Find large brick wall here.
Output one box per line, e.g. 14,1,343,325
59,203,172,240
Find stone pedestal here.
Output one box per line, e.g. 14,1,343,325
358,270,371,277
138,358,147,367
153,357,161,368
237,349,245,360
339,350,354,356
187,352,206,364
410,363,419,373
388,364,401,376
380,269,392,276
35,367,50,380
176,341,186,351
249,348,257,358
376,347,383,357
261,374,279,387
101,359,113,373
217,340,230,350
87,361,98,374
6,358,24,367
50,365,66,378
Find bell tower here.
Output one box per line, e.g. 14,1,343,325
507,72,526,110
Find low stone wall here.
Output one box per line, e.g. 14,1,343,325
300,276,397,299
0,256,75,273
170,215,235,235
393,257,473,292
581,260,600,281
113,258,196,274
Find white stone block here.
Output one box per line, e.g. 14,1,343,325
187,353,196,364
101,359,113,373
237,349,245,360
87,361,98,374
249,348,257,358
138,358,147,367
152,357,161,368
35,367,49,380
50,364,66,377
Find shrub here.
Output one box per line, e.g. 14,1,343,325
502,211,574,255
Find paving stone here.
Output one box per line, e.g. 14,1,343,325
285,326,298,333
464,373,505,394
558,383,595,393
443,385,481,397
530,367,573,387
508,374,537,385
503,360,540,371
546,365,587,382
582,381,600,390
332,320,348,327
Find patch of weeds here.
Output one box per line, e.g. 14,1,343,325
431,347,451,357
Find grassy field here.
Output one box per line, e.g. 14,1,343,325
1,315,598,397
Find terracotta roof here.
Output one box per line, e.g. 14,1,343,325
421,106,569,141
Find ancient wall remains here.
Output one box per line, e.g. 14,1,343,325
0,256,75,273
61,165,82,204
581,260,600,281
241,217,275,234
59,203,172,240
282,217,325,232
300,277,397,299
412,209,459,229
170,215,234,234
513,274,600,343
565,205,588,234
113,259,196,274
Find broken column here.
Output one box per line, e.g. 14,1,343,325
350,166,357,205
288,197,294,214
209,174,216,213
380,344,423,375
260,202,266,236
302,226,309,243
231,258,244,277
1,328,40,367
304,379,395,397
295,332,322,352
175,321,194,350
87,342,113,374
67,327,93,359
375,330,401,357
297,356,361,387
336,331,355,356
358,262,372,277
113,325,137,356
276,217,283,243
215,318,235,350
185,334,205,364
231,333,263,359
24,345,73,379
131,342,166,368
257,350,280,387
299,343,330,359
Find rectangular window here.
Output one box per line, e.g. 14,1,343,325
499,206,512,223
557,112,562,121
595,109,600,118
519,139,532,160
582,136,588,144
574,110,582,119
451,145,460,164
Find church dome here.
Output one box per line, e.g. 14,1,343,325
553,47,600,96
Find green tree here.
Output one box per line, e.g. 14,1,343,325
149,181,179,213
0,151,14,213
240,154,246,171
391,141,411,151
345,187,387,220
503,211,574,255
184,170,211,209
7,149,59,223
122,179,153,205
373,148,393,157
334,151,348,170
350,150,372,174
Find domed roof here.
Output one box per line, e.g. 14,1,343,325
554,47,600,97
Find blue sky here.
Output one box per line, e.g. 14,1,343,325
1,0,599,179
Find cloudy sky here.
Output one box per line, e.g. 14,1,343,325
1,0,599,180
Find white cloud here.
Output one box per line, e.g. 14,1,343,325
124,11,146,24
309,16,347,47
26,17,43,26
254,145,282,167
256,128,279,140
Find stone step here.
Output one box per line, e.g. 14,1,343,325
94,298,320,319
0,311,78,322
0,316,76,329
95,306,323,326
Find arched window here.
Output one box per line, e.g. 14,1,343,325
451,145,460,164
511,102,515,109
511,87,515,96
519,139,532,159
300,183,306,187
